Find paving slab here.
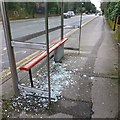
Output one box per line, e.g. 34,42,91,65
92,77,118,118
48,98,92,118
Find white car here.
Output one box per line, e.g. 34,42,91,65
67,11,75,17
64,13,70,18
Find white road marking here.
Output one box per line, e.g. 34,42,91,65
15,50,27,54
1,53,6,56
1,61,8,64
3,47,7,51
23,51,27,54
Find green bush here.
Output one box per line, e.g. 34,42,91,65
105,2,120,21
6,2,36,19
104,2,120,41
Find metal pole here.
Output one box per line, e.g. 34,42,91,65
29,69,34,87
78,3,83,54
0,2,19,95
45,2,51,105
61,1,64,40
113,16,117,31
118,44,120,83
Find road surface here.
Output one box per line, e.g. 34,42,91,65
0,14,96,73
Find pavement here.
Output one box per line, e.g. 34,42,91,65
1,16,119,119
61,16,118,118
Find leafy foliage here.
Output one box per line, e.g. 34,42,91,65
64,2,96,14
6,2,36,18
101,2,120,21
6,2,96,19
48,2,61,15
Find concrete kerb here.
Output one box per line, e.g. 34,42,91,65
5,15,97,24
1,16,98,82
0,16,60,25
7,15,91,24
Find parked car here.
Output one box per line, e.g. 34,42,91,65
64,13,69,18
67,11,75,17
98,13,102,16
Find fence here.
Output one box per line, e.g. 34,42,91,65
107,16,120,42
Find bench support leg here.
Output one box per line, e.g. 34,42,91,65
29,69,34,87
54,44,64,62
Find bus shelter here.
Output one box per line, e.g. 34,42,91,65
1,1,82,104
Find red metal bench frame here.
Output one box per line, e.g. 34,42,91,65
19,38,68,87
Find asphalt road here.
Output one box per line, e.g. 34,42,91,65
0,14,96,72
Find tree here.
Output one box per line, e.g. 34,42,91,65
48,2,60,15
101,1,120,21
84,2,96,13
6,2,37,18
25,3,36,18
64,2,96,14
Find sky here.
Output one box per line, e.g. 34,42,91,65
90,0,101,10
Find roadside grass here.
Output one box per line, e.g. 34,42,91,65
7,14,60,21
8,14,41,21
